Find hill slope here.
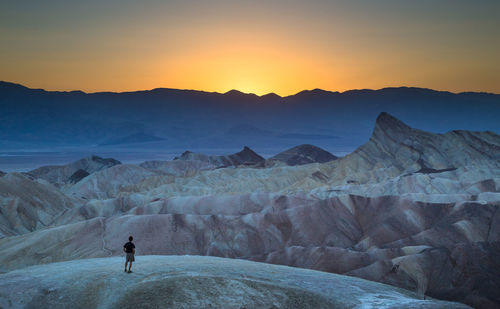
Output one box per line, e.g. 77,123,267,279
0,256,469,309
269,144,337,166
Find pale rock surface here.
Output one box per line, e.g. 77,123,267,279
0,256,470,309
27,155,121,185
65,113,499,202
65,164,156,200
0,173,77,236
139,159,216,176
0,195,498,307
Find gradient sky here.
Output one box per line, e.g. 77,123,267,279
1,0,499,96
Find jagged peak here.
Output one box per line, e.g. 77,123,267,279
238,146,260,156
234,146,265,163
374,112,412,132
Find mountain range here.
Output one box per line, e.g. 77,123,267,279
1,81,499,156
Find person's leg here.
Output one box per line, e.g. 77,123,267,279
125,260,128,272
128,261,133,272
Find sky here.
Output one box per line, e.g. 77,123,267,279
1,0,499,96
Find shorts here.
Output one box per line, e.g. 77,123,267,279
126,253,135,262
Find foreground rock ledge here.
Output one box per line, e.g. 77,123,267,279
0,256,469,309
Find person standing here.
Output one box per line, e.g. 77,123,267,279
123,235,136,273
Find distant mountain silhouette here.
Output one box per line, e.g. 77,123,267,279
0,81,499,154
260,93,282,101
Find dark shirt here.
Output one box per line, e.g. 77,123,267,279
123,242,135,253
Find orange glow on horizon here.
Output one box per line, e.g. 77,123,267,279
1,1,499,96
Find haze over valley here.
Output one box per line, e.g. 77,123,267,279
1,81,499,172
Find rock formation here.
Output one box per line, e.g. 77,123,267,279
0,112,498,308
0,256,469,308
139,158,217,176
68,169,90,184
346,112,500,178
0,173,76,236
175,146,265,167
268,144,337,166
27,155,121,186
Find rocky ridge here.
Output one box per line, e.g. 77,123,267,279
27,155,121,185
0,173,76,236
175,146,265,168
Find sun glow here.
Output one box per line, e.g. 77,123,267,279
1,1,499,95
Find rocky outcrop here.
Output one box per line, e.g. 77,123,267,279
0,173,77,236
339,112,500,183
68,169,90,184
269,144,337,166
27,155,121,185
0,256,469,308
373,242,500,308
175,146,265,168
65,164,156,200
0,171,5,177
